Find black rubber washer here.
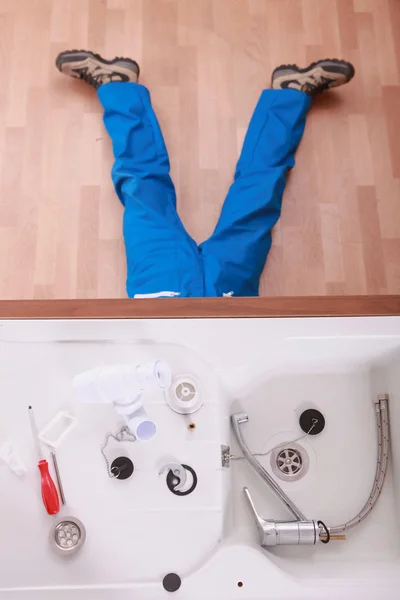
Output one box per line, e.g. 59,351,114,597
163,573,181,592
111,456,134,480
166,464,197,496
299,409,325,435
318,520,331,544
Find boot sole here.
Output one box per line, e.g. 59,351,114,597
272,58,355,83
55,49,140,77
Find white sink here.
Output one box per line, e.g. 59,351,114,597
1,316,400,599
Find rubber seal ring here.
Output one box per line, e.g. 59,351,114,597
318,520,331,544
166,464,197,496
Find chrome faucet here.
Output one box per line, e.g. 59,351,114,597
243,487,318,546
231,412,306,521
231,412,319,547
231,396,390,548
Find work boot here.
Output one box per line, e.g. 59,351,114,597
272,59,355,96
55,50,140,89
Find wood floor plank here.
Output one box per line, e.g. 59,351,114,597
336,0,358,51
383,240,400,294
382,85,400,178
371,0,399,86
357,186,387,294
319,203,345,285
77,185,100,298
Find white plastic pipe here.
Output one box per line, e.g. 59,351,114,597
72,360,172,442
73,365,140,404
125,405,157,441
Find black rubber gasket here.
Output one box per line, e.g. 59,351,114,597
299,409,325,435
111,456,134,480
166,464,197,496
318,520,331,544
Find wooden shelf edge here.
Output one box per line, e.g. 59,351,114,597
0,296,399,319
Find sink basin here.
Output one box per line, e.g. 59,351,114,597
1,316,400,599
0,337,226,593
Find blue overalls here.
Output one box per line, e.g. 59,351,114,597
98,83,312,298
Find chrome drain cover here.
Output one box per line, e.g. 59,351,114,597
50,516,86,556
271,442,309,482
276,448,302,475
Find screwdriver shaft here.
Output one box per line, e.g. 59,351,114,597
28,405,43,461
51,451,66,505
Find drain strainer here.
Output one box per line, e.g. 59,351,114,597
271,442,309,483
165,375,203,415
176,381,196,402
276,448,302,475
50,516,86,556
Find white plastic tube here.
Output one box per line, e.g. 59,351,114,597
73,361,171,404
72,365,140,404
72,361,172,442
125,406,157,441
136,360,172,390
112,393,156,441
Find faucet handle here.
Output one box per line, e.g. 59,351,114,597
243,487,266,528
243,487,277,547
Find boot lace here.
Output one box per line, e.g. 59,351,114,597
72,65,124,88
301,75,333,96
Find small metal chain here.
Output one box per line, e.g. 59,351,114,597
230,419,318,461
100,425,136,477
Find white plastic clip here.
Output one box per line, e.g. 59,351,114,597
38,412,77,448
159,462,187,491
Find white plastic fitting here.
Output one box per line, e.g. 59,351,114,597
113,398,157,441
38,411,77,448
72,360,172,442
0,439,27,477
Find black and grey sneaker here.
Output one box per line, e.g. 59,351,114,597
56,50,140,89
272,59,355,96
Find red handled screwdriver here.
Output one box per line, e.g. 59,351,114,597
28,406,60,515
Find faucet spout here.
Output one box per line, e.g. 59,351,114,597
231,412,306,521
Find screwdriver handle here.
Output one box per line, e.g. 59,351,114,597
38,460,60,515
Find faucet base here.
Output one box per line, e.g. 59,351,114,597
243,487,319,547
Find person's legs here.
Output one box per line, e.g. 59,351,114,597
56,51,203,298
200,89,311,296
57,52,355,299
200,59,355,297
98,83,203,298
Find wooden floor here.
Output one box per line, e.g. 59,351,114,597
0,0,399,299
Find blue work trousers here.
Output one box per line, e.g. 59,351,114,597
98,83,312,298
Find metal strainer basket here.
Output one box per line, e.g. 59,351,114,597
50,516,86,556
